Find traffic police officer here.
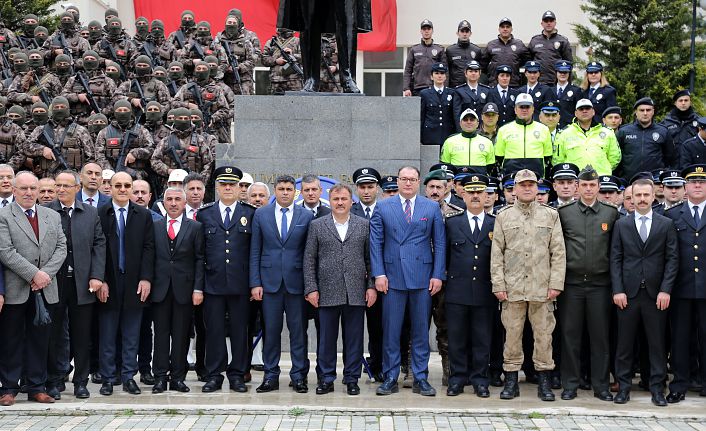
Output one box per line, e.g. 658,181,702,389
440,108,495,175
419,63,455,147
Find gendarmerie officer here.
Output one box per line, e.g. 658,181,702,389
419,63,455,147
663,164,706,402
196,166,256,393
445,174,496,397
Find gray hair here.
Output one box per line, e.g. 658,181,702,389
164,186,186,200
56,170,80,185
301,174,320,186
0,164,14,174
247,182,270,197
13,171,38,186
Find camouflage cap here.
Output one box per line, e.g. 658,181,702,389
514,169,537,184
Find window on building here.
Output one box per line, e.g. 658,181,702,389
362,47,405,96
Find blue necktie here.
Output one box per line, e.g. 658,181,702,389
224,207,231,228
694,206,701,228
25,209,33,218
281,208,289,238
472,216,480,242
589,88,595,99
365,207,371,219
118,208,126,273
557,87,563,99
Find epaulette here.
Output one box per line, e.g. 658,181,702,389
599,201,618,208
444,203,465,218
496,205,512,214
200,202,216,209
485,211,496,217
664,201,685,212
557,200,577,209
239,200,257,209
540,203,558,211
478,83,491,88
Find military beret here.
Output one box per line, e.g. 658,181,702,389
352,167,381,184
551,163,580,180
540,101,559,113
599,175,619,192
496,64,512,75
429,163,456,179
602,106,622,118
424,169,449,185
682,164,706,180
465,60,481,70
537,178,552,193
629,171,654,185
555,60,572,72
659,170,685,187
651,168,666,184
578,165,599,181
515,169,537,184
673,89,691,101
524,61,540,72
381,176,398,191
431,62,447,74
461,174,489,192
586,61,603,72
214,166,242,183
633,97,654,110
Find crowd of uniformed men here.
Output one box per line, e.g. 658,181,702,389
0,5,704,411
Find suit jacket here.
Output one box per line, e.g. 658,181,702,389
46,200,106,305
369,195,446,290
249,203,314,294
98,201,155,309
152,215,205,304
663,202,706,299
420,86,456,146
76,190,110,208
445,212,496,306
0,203,67,305
610,212,678,299
303,214,372,307
0,263,5,296
351,201,375,219
197,201,255,296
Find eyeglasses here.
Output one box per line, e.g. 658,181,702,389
398,177,419,183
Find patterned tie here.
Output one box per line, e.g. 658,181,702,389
168,219,177,240
118,208,126,273
281,207,289,238
365,207,371,219
404,199,412,224
224,207,231,228
472,216,480,242
639,216,648,243
694,206,701,228
25,209,33,218
87,197,94,207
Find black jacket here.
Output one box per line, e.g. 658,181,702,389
660,108,700,147
552,83,582,128
452,83,490,131
445,40,484,88
616,120,675,180
582,85,617,124
679,134,706,168
664,202,706,299
420,86,456,146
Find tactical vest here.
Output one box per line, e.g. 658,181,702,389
105,124,147,169
165,133,201,173
0,121,16,162
38,123,83,172
70,75,110,115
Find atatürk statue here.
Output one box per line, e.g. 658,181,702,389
278,0,372,93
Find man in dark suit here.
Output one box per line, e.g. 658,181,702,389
303,183,376,395
445,175,496,397
45,171,106,400
663,164,706,402
198,167,256,393
96,172,155,396
77,163,111,209
420,63,455,147
250,175,314,393
370,166,446,396
0,172,67,406
611,177,678,406
151,187,204,394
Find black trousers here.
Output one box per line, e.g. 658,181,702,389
615,289,668,393
152,288,193,381
446,302,493,387
0,294,52,396
669,298,706,393
247,299,264,371
47,276,94,386
203,293,250,383
138,305,153,375
365,298,383,375
193,303,206,377
305,302,322,378
317,304,364,384
559,283,612,392
489,305,505,379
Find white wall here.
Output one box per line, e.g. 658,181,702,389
51,0,136,33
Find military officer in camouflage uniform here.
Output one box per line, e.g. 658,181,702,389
61,50,118,125
93,18,136,82
262,29,304,94
45,12,89,68
166,61,188,97
95,100,154,179
16,14,40,50
6,105,25,130
0,108,28,170
224,9,262,61
190,109,218,157
86,20,103,47
53,54,73,87
115,55,171,116
217,13,256,95
167,10,197,52
144,101,171,146
150,107,212,188
147,20,178,69
491,169,566,402
86,113,108,141
205,55,234,143
28,101,49,136
319,34,340,93
26,96,97,177
132,17,151,55
178,22,227,78
7,52,60,117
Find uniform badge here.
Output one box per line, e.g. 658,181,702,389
478,143,485,151
362,168,368,174
567,90,573,97
471,51,476,59
187,145,198,153
205,92,215,100
596,94,603,101
240,217,247,226
652,132,660,141
488,232,493,240
599,131,606,139
601,223,608,232
694,121,699,128
533,131,541,139
554,41,561,49
481,93,486,99
511,45,517,52
510,95,515,101
447,94,452,101
431,49,438,56
117,50,125,57
535,91,541,98
108,138,120,147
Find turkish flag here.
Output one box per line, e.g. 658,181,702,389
132,0,396,51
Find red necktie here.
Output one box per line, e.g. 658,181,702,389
192,209,197,220
168,219,177,240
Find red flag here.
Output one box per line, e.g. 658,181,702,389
133,0,396,52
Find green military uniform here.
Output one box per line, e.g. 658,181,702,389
553,121,621,176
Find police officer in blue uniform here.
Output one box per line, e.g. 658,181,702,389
420,62,455,146
197,166,257,393
486,65,516,127
679,117,706,169
381,175,399,198
663,164,706,402
581,62,617,124
553,61,581,128
517,60,553,119
453,60,490,131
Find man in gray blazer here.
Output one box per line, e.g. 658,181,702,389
303,183,377,396
0,171,67,406
45,171,106,400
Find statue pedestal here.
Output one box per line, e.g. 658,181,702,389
217,96,436,185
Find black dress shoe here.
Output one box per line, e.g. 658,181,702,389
293,379,308,393
551,375,562,390
561,389,577,400
229,378,247,393
666,391,685,403
376,377,399,395
652,391,667,407
74,384,90,399
170,380,190,393
578,379,591,390
474,384,490,398
316,381,334,395
140,372,155,385
99,382,113,396
256,379,279,393
46,386,61,400
152,380,167,394
251,364,264,372
490,373,504,387
614,390,630,404
412,379,436,396
201,378,222,393
122,379,141,395
91,372,103,384
446,383,464,396
594,390,613,402
346,382,360,395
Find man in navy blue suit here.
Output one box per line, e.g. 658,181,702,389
370,166,446,396
77,163,111,209
250,175,314,393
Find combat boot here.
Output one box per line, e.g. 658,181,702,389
499,371,519,399
441,354,449,387
537,371,556,401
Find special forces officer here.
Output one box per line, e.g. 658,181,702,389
262,28,304,95
0,109,28,170
403,20,445,97
115,55,171,115
218,13,257,95
61,51,118,125
440,108,495,175
491,169,566,401
93,18,136,81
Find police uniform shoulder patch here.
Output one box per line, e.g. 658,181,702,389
444,208,465,219
496,205,513,214
486,211,496,218
664,201,684,212
239,200,257,210
200,202,216,209
557,200,578,209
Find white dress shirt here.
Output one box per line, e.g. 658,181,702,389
166,216,181,237
467,211,485,233
361,201,376,217
113,202,129,227
304,201,320,217
275,202,295,235
634,210,653,238
333,215,350,241
433,85,445,93
399,194,417,219
82,189,99,207
688,200,706,222
186,205,199,220
218,201,237,225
